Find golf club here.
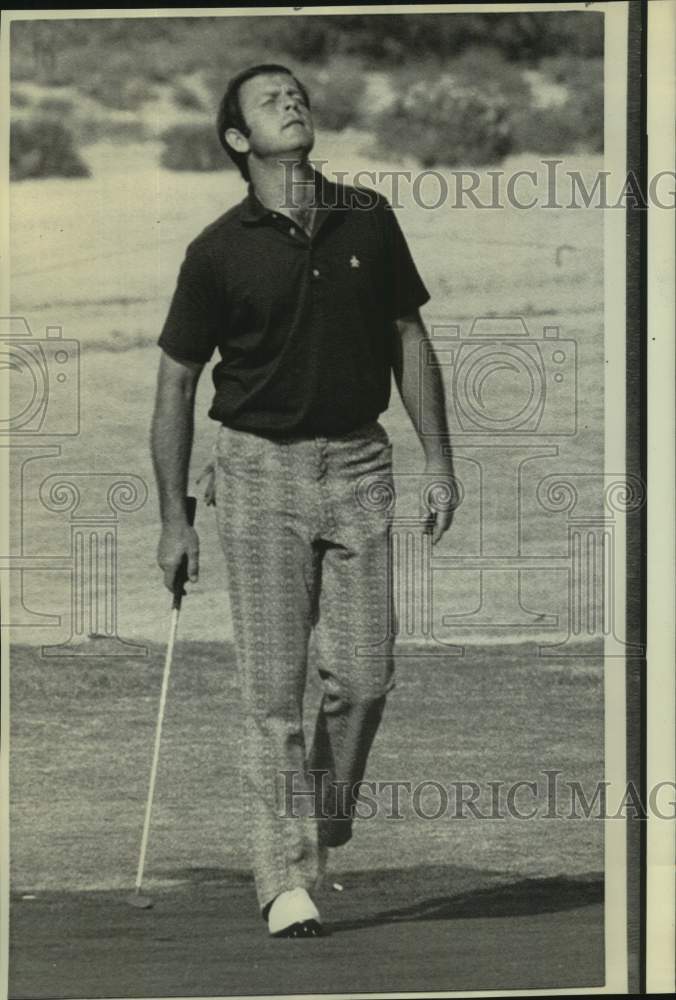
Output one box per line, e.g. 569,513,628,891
128,495,197,909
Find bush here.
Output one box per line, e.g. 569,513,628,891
159,123,231,171
173,84,204,111
80,72,155,111
37,95,73,114
373,74,512,168
512,101,603,155
300,60,367,131
512,56,603,154
11,89,31,108
449,46,532,101
9,12,603,100
10,118,90,180
254,17,331,63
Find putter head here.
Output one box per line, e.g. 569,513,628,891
128,892,153,909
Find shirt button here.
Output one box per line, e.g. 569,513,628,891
312,268,320,277
289,226,296,235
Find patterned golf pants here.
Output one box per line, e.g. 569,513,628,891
213,418,396,912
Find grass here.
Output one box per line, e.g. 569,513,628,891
10,641,603,893
8,868,604,996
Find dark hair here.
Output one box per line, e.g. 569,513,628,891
216,64,310,181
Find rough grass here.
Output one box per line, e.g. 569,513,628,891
10,641,603,893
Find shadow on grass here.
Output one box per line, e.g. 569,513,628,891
163,863,602,932
328,872,603,932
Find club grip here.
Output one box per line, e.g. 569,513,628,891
172,496,197,609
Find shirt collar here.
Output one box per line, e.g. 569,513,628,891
240,168,341,225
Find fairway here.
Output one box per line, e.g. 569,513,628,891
10,641,604,995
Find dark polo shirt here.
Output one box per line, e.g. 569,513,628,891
158,169,430,436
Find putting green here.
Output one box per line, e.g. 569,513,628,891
9,868,604,997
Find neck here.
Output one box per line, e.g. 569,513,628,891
248,155,316,215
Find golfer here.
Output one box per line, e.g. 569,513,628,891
151,64,455,938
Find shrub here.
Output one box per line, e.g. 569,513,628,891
173,84,204,111
449,46,532,101
37,95,73,114
159,123,231,171
512,56,603,154
9,12,603,102
254,17,331,63
80,73,155,111
512,101,603,155
538,54,602,88
300,60,367,131
373,73,513,168
11,89,31,108
10,118,90,180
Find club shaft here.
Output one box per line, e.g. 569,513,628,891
134,605,180,892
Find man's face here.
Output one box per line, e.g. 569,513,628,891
234,72,314,160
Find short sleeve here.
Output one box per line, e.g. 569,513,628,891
381,199,431,320
158,243,219,364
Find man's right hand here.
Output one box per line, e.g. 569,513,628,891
157,522,200,593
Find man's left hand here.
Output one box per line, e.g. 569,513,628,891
422,456,458,545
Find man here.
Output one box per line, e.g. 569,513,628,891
151,64,455,938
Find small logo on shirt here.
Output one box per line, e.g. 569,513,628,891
350,255,360,269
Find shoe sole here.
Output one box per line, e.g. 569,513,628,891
271,918,325,939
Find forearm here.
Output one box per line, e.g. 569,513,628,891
150,381,196,525
393,317,453,464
